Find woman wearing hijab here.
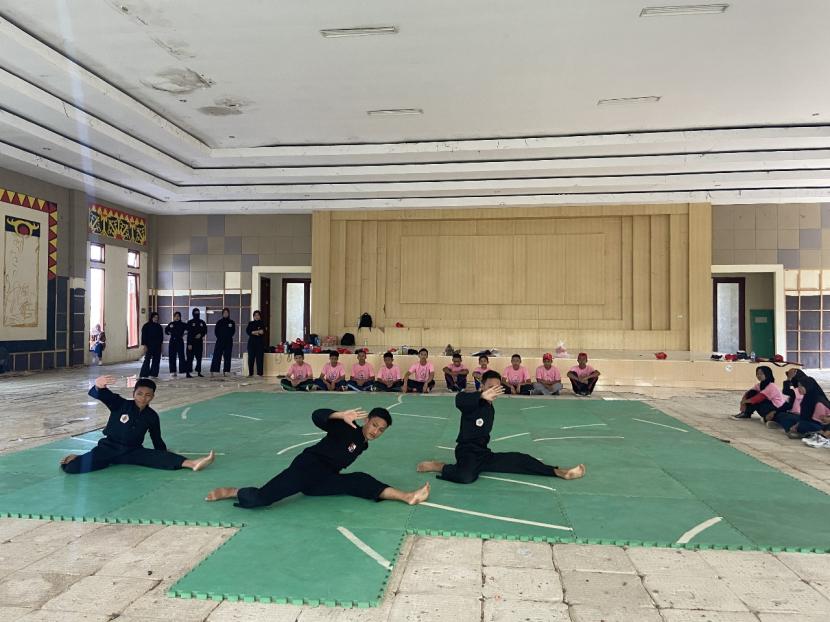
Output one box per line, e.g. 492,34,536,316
731,365,786,420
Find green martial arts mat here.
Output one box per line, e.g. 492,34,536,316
1,392,829,607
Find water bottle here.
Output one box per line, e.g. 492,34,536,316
750,351,756,362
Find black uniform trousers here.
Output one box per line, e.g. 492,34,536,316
742,389,779,418
186,341,203,374
405,379,435,393
440,443,558,485
503,382,533,395
139,348,161,378
373,380,404,392
61,439,186,474
211,339,233,373
280,378,315,391
569,376,598,395
235,453,388,509
247,344,264,376
169,340,186,374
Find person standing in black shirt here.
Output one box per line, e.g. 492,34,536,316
165,311,187,377
205,407,430,508
139,312,164,378
185,308,207,378
245,310,266,377
417,370,586,483
60,375,215,474
210,307,235,377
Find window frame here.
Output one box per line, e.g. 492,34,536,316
90,242,105,263
126,272,140,349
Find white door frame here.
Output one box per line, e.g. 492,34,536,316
711,264,785,356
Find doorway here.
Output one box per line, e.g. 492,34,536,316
281,278,311,342
713,277,746,353
259,276,271,347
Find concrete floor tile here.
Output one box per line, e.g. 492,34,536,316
297,604,391,621
626,547,718,578
207,600,303,621
553,544,636,574
483,540,554,569
388,593,481,622
27,547,113,577
0,571,82,608
660,611,759,622
483,599,569,622
775,552,830,581
11,522,101,548
569,604,663,622
757,614,830,622
643,576,748,612
561,571,653,608
121,581,220,621
0,606,33,621
398,563,481,595
482,566,562,602
18,612,113,622
700,550,799,580
0,543,59,580
806,579,830,600
719,577,830,614
41,575,158,616
408,536,481,567
0,518,45,541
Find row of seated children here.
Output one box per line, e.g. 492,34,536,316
280,348,601,396
733,366,830,448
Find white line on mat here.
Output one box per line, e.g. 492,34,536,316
520,405,546,411
179,452,227,456
276,439,318,455
479,475,555,491
534,436,624,441
337,526,393,570
227,413,262,421
632,418,688,433
420,502,572,531
561,423,607,430
181,407,191,420
436,445,455,450
71,438,98,444
300,432,326,436
394,412,447,420
677,517,723,544
386,394,405,410
491,432,530,442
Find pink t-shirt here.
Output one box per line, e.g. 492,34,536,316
408,362,435,382
350,363,374,381
752,383,786,409
503,365,530,385
536,364,561,383
288,362,313,382
569,364,595,379
473,366,489,377
322,362,345,381
446,363,468,375
377,364,401,382
790,391,803,415
812,402,830,423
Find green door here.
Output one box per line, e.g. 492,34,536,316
750,309,775,358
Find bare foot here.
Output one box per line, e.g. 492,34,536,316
406,482,430,505
191,450,215,472
205,487,238,502
417,460,445,473
555,464,586,480
60,454,78,466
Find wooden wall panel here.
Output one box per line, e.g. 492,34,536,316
632,215,651,330
650,214,670,330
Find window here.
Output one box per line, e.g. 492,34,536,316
127,250,140,269
127,273,140,348
90,267,105,331
90,243,105,263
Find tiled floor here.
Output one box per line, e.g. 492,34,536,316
1,360,830,621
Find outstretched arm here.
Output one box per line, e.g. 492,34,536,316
87,375,125,411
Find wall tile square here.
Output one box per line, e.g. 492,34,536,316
208,236,224,255
207,215,225,236
206,271,224,290
755,204,778,229
778,205,799,229
242,236,259,253
821,203,830,227
172,271,190,289
191,254,209,271
223,255,242,271
777,229,799,250
224,236,242,254
158,271,173,289
712,249,734,265
821,250,830,268
755,229,777,250
799,204,821,228
191,236,208,254
778,249,800,269
732,231,755,250
755,250,778,264
711,206,734,230
733,205,756,230
207,255,224,271
225,271,241,289
800,249,822,269
190,272,207,290
157,254,173,271
241,254,259,272
258,237,277,255
172,254,190,271
733,249,757,264
799,228,822,249
241,271,252,289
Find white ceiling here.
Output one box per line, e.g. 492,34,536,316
1,0,830,213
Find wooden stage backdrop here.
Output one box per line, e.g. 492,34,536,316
311,204,712,353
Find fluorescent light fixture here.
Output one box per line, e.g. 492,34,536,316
367,108,423,116
640,4,729,17
597,96,661,106
320,26,399,38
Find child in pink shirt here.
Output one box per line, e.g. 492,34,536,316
314,351,347,391
533,353,562,396
503,354,532,395
567,353,600,396
473,355,490,390
281,352,315,391
733,366,785,419
347,349,375,392
404,348,435,393
443,352,469,392
374,352,403,392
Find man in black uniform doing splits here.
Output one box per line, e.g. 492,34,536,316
206,408,430,508
60,375,215,474
417,370,586,483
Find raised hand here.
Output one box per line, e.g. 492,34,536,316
333,409,369,428
481,384,505,402
94,375,117,389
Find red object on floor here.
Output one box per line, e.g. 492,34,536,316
654,352,667,360
311,346,321,353
395,322,404,328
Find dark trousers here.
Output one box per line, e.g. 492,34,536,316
211,339,233,373
373,380,404,392
569,376,598,395
235,454,388,509
92,343,104,358
186,341,203,374
347,379,373,391
445,374,468,391
406,379,435,393
281,378,315,391
773,412,823,434
139,348,161,378
742,390,778,418
247,345,264,376
169,340,186,374
503,382,532,395
440,444,557,485
313,378,347,391
61,440,185,474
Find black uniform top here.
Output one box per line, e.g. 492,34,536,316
140,322,164,351
165,319,187,342
303,409,369,471
454,391,495,447
89,386,167,450
246,320,266,347
215,317,236,342
186,318,207,343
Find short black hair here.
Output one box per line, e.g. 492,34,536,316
293,351,304,358
368,407,392,427
150,311,159,321
383,352,394,360
329,350,339,358
452,352,462,359
481,370,502,383
419,348,428,355
173,311,181,318
134,379,156,393
478,354,489,361
511,353,521,360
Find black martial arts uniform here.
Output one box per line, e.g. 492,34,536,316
211,316,235,373
165,319,187,374
245,319,266,376
139,321,164,378
61,386,186,474
235,409,388,508
186,316,207,375
439,391,559,484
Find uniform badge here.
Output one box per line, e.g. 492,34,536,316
475,418,484,427
347,442,357,453
120,414,129,424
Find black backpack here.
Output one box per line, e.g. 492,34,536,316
341,333,356,346
358,312,373,330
